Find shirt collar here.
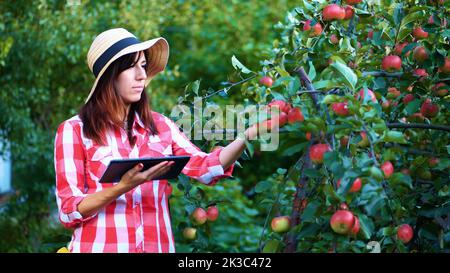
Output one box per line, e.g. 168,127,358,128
133,111,150,132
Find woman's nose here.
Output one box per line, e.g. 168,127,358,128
136,66,147,80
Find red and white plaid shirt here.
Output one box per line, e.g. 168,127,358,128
54,111,234,253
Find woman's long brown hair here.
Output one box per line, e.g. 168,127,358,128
79,50,158,147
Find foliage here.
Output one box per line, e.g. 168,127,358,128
179,0,450,253
0,0,296,252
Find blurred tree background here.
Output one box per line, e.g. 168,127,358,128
0,0,297,252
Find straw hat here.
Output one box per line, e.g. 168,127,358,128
85,28,169,103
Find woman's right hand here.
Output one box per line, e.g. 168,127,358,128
118,161,174,192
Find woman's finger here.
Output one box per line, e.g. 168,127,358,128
147,163,173,180
123,163,144,180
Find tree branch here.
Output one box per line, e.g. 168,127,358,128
362,71,403,77
387,123,450,132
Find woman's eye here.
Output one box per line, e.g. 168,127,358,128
141,64,147,69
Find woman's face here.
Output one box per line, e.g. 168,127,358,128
114,51,147,104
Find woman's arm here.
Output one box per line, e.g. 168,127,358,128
218,124,258,170
77,184,129,218
77,161,174,218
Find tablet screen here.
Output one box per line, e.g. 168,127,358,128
99,156,191,183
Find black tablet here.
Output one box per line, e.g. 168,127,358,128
99,156,191,183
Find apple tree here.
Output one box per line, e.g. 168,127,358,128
178,0,449,253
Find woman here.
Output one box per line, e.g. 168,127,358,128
54,28,258,253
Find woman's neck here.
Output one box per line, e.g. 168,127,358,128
123,104,130,121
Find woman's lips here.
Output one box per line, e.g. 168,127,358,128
132,86,144,92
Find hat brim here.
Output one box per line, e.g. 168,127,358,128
85,37,169,104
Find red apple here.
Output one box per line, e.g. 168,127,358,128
330,34,339,44
397,224,414,243
413,46,428,63
401,168,411,176
331,102,350,117
358,88,377,103
322,4,346,21
439,57,450,74
303,20,323,36
432,83,448,97
403,94,415,105
206,206,219,222
412,27,429,39
343,6,354,20
420,98,439,118
259,76,273,87
350,216,360,236
414,68,429,79
191,207,207,225
309,143,332,164
387,87,401,99
268,99,291,114
271,216,291,233
381,55,402,72
428,157,440,168
358,131,369,148
381,161,394,178
274,111,288,127
330,210,355,235
305,132,312,141
287,107,304,124
337,178,362,193
351,179,362,193
339,202,349,210
428,14,447,27
183,227,197,240
407,112,425,123
394,42,410,56
367,30,374,39
382,100,391,112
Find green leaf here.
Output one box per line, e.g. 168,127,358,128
400,11,422,28
308,61,316,81
231,55,252,74
287,77,301,96
255,181,272,193
393,3,404,26
365,195,386,216
296,223,321,238
282,142,308,156
443,29,450,38
389,173,413,189
369,166,384,181
192,80,200,95
275,66,290,77
379,131,408,144
313,80,337,90
262,240,281,253
272,76,293,88
303,168,321,178
322,94,340,105
323,151,340,169
330,61,357,90
397,28,411,43
358,214,375,239
245,140,254,157
405,99,421,115
301,201,320,222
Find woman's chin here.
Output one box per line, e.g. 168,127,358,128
123,94,141,104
